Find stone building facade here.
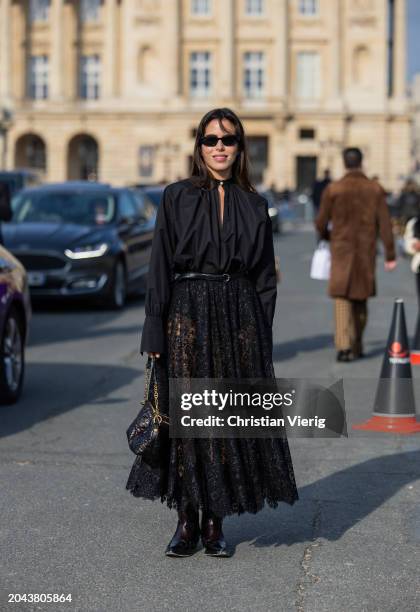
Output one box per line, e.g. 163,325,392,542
0,0,411,191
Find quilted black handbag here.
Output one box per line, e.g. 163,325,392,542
126,356,170,458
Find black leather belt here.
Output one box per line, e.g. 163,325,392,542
174,271,248,284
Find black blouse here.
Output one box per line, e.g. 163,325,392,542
140,176,277,355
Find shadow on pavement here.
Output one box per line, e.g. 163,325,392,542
0,361,142,438
273,335,386,362
273,334,333,361
226,450,420,552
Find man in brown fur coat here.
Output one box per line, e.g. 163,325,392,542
315,147,397,362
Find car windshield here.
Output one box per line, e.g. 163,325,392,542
11,191,116,226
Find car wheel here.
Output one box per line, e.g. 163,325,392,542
0,307,25,404
105,260,127,309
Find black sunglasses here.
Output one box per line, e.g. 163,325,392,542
200,134,239,147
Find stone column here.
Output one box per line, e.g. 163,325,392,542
0,0,11,102
331,0,343,102
48,127,67,181
62,0,78,100
219,0,235,101
392,0,406,101
163,0,181,98
50,0,64,100
103,0,117,98
11,0,27,101
272,0,288,103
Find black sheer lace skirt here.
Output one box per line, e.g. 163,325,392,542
126,276,299,518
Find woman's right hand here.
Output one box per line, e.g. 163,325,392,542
148,352,161,358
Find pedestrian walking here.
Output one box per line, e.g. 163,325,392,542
315,147,397,362
403,213,420,302
396,179,420,227
126,107,299,557
403,213,420,360
311,169,331,216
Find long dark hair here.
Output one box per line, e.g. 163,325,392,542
189,107,256,192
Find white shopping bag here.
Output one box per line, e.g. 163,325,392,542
310,241,331,280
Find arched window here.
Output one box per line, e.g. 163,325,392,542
67,134,99,180
15,134,47,172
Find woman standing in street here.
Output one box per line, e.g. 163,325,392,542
126,107,299,557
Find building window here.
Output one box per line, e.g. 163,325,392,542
28,55,49,100
191,0,211,15
29,0,50,22
80,0,102,23
245,0,264,15
190,52,212,98
243,51,265,99
296,156,318,191
15,134,47,172
298,0,319,16
80,55,101,100
299,128,316,139
296,51,321,100
138,145,155,178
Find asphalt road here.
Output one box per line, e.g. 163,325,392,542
1,228,419,612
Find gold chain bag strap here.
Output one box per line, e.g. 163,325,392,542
147,356,170,429
126,356,169,456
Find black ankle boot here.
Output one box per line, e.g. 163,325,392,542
336,349,352,363
201,512,231,557
165,505,200,557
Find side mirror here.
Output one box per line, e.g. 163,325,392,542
0,182,12,222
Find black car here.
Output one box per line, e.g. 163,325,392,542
4,182,155,308
0,170,41,197
134,184,167,210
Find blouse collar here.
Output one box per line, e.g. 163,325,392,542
209,175,236,189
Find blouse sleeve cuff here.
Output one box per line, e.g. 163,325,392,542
140,315,167,356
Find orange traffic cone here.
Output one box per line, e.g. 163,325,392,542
353,298,420,433
410,312,420,365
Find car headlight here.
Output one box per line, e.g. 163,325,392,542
64,243,109,259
